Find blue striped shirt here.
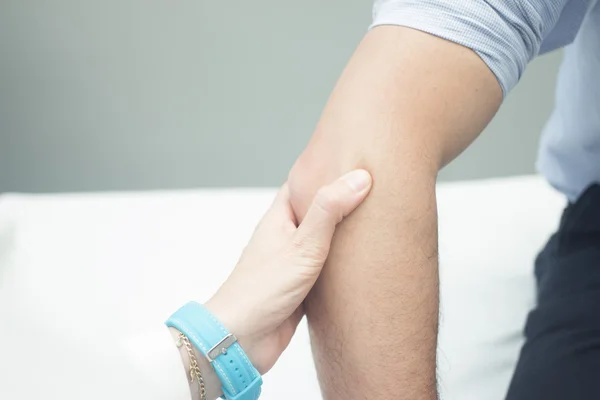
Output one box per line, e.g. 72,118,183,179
372,0,600,201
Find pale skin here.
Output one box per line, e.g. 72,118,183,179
288,26,502,399
171,170,374,400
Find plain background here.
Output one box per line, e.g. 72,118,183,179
0,1,563,193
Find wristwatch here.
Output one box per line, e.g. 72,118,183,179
166,301,263,400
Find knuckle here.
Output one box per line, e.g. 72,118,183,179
314,187,344,224
289,235,326,262
290,234,307,251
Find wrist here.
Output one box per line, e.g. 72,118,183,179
169,327,222,400
204,295,262,370
166,301,264,399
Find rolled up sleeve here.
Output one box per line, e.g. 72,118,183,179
371,0,572,96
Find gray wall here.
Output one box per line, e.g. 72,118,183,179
0,1,562,193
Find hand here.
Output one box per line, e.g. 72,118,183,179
205,169,372,374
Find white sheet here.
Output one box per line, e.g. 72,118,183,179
0,176,565,399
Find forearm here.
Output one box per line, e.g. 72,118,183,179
289,26,501,399
303,170,440,400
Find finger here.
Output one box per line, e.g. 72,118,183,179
272,182,291,206
292,169,372,258
259,183,297,228
273,183,297,222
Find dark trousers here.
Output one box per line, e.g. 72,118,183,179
506,184,600,399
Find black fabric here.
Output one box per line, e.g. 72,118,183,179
506,184,600,399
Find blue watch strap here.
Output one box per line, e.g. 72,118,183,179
166,301,262,400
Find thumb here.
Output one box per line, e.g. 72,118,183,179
291,169,372,260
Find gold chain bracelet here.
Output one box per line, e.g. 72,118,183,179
176,332,207,400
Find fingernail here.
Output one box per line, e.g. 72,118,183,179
343,169,371,192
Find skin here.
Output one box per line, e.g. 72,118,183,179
287,26,502,399
169,24,502,400
172,170,373,400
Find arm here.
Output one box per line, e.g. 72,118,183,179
289,0,573,393
288,26,502,399
164,172,372,400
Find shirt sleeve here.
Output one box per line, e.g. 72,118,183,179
370,0,573,96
